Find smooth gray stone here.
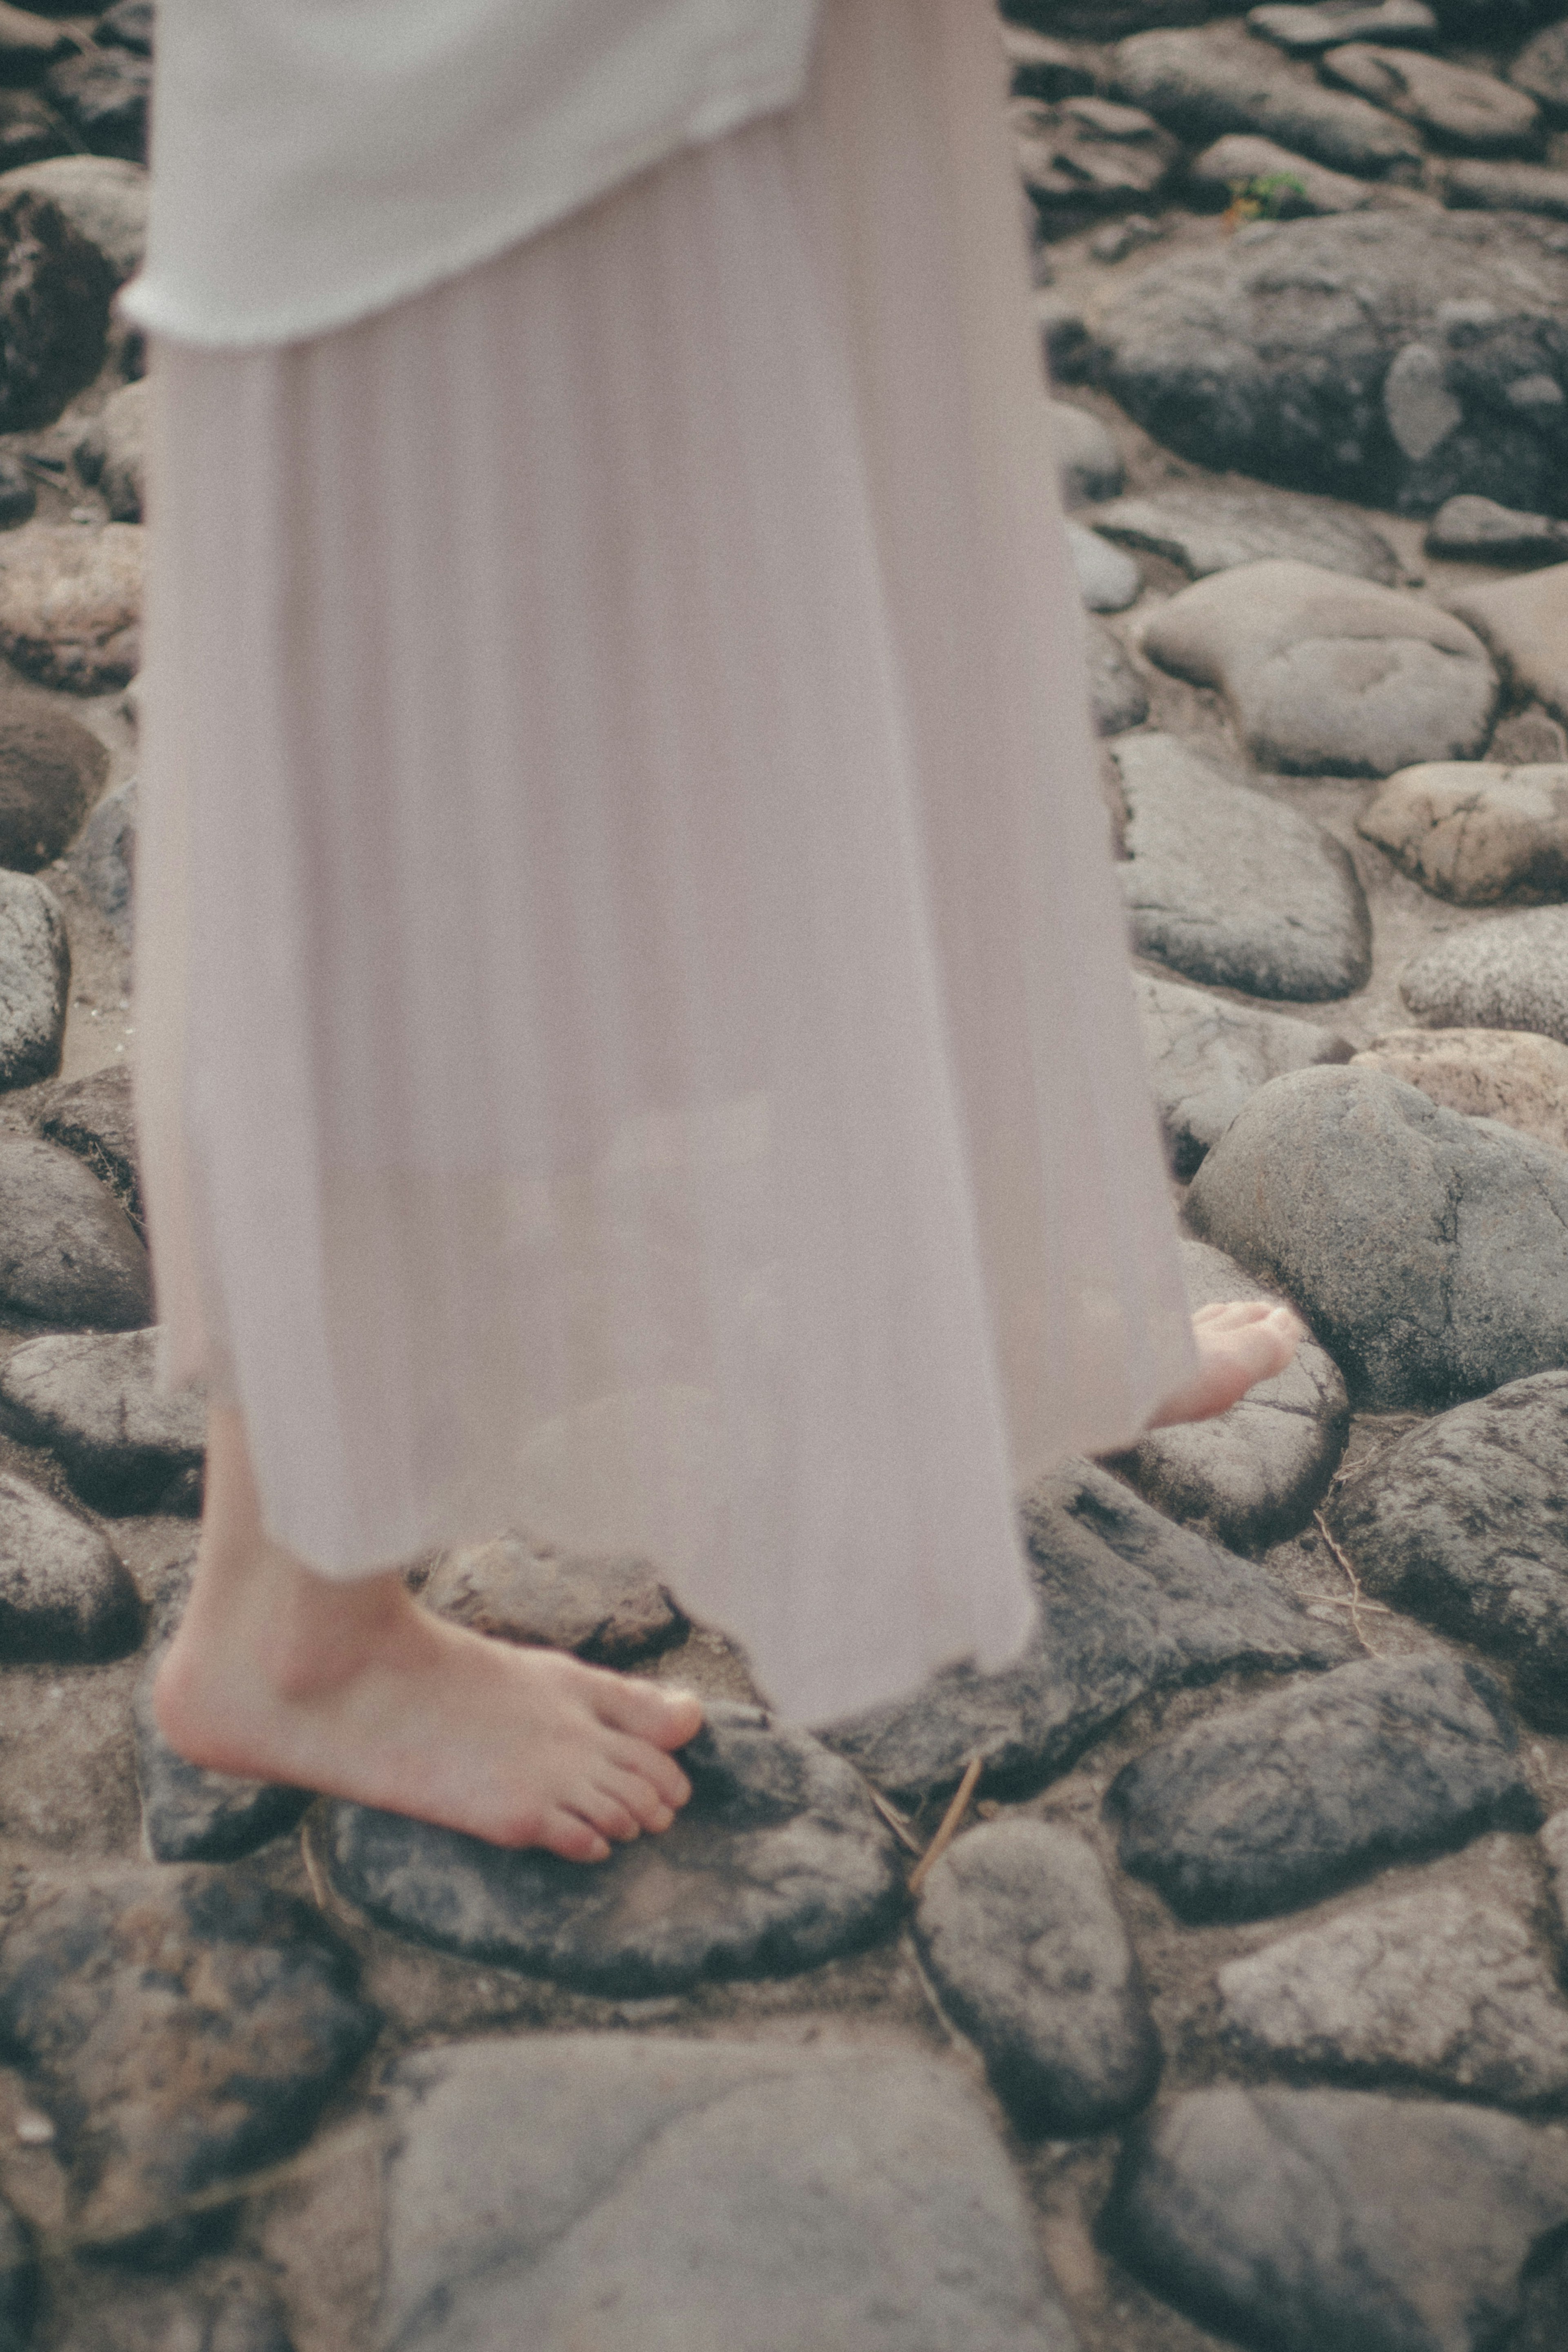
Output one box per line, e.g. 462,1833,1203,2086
0,156,145,286
1185,1065,1568,1409
0,874,64,1090
0,694,105,871
1425,490,1568,557
1446,158,1568,221
379,2036,1081,2352
1513,18,1568,123
34,1061,139,1223
1050,401,1124,506
324,1703,902,1996
1186,132,1373,215
1134,972,1353,1178
1088,211,1568,517
1218,1881,1568,2104
74,377,144,522
0,186,111,431
421,1532,687,1665
1015,96,1179,234
1111,1235,1349,1554
0,1868,377,2248
0,1328,202,1514
1400,906,1568,1045
1247,1,1437,52
1114,733,1372,999
0,1469,140,1663
1320,45,1543,159
1325,1372,1568,1728
0,1135,149,1327
1106,1654,1539,1924
1065,519,1140,613
1093,483,1397,582
1106,2086,1568,2352
914,1819,1158,2136
65,771,135,947
819,1461,1349,1805
1087,620,1148,736
133,1637,310,1866
1112,25,1424,176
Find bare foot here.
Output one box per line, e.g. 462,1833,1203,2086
154,1409,704,1862
1146,1300,1305,1431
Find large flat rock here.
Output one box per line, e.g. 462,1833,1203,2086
1449,562,1568,723
1114,733,1372,998
1325,1371,1568,1727
1351,1025,1568,1150
1106,1654,1539,1923
1094,484,1398,582
1106,2086,1568,2352
323,1703,902,1997
1359,760,1568,901
378,2035,1081,2352
0,1328,203,1514
1400,904,1568,1044
1112,25,1425,174
820,1461,1348,1805
1140,561,1497,776
1185,1064,1568,1408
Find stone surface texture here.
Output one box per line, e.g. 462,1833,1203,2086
133,1639,311,1866
1350,1026,1568,1151
0,187,112,433
1449,562,1568,723
1358,760,1568,901
1134,970,1352,1177
1319,43,1543,155
1185,129,1373,212
0,155,145,285
34,1061,140,1222
0,872,64,1089
0,1135,149,1328
0,1327,204,1514
1087,618,1149,735
74,376,144,523
42,45,147,164
1113,25,1425,174
1092,483,1397,580
1065,517,1141,611
1425,490,1568,557
0,695,105,871
1513,16,1568,119
1400,905,1568,1043
1050,400,1125,505
0,1470,140,1663
64,770,134,946
1186,1063,1568,1408
421,1533,687,1664
1446,157,1568,218
0,520,140,692
1248,1,1438,52
1015,95,1180,233
1106,1654,1539,1922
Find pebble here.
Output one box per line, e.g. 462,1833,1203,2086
75,377,145,523
0,872,65,1089
133,1637,311,1866
1134,971,1353,1177
1049,401,1125,506
0,1329,203,1515
1106,2086,1568,2352
34,1062,140,1223
1350,1026,1568,1152
1187,1064,1568,1408
0,521,140,692
0,187,113,435
0,155,147,285
378,2035,1080,2352
1140,560,1497,774
1325,1372,1568,1728
0,694,107,872
1511,17,1568,122
1065,518,1141,611
1358,761,1568,902
1448,563,1568,727
0,1135,149,1328
1218,1880,1568,2104
1425,490,1568,558
65,771,136,946
1320,44,1544,157
1112,25,1425,176
0,1869,378,2249
820,1459,1348,1804
1093,482,1397,580
0,1469,140,1663
913,1820,1160,2135
1446,156,1568,219
324,1703,902,1997
1247,0,1438,51
421,1532,687,1664
1113,731,1373,998
1086,618,1148,735
1111,1234,1349,1554
1399,904,1568,1044
42,46,148,166
1106,1654,1539,1923
1014,96,1180,235
1186,130,1372,213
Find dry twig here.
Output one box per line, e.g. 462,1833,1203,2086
907,1755,983,1897
869,1789,924,1857
1313,1509,1384,1656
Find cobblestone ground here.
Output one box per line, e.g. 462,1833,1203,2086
5,4,1568,2349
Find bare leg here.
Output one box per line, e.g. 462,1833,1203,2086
154,1408,704,1861
1146,1300,1305,1431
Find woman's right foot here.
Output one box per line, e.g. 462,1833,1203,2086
1146,1300,1305,1431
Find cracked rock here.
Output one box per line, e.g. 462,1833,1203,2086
0,1471,140,1663
1350,1026,1568,1152
1093,482,1396,581
421,1532,687,1664
1320,44,1543,156
1399,904,1568,1045
0,1135,149,1328
1135,972,1353,1178
1106,1654,1539,1924
913,1820,1159,2135
0,1329,203,1515
1359,761,1568,901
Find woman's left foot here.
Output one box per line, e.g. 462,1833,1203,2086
1147,1300,1305,1430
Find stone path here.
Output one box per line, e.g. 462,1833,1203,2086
3,4,1568,2348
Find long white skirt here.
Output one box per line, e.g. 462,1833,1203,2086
134,0,1195,1724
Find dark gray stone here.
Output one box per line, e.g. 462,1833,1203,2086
1051,401,1124,507
0,461,31,532
1112,26,1425,176
0,695,105,872
1002,0,1213,41
324,1703,902,1997
1106,1655,1540,1924
1134,972,1354,1179
1106,2086,1568,2352
379,2035,1080,2352
1186,132,1373,216
1087,210,1568,517
1400,905,1568,1045
1015,96,1180,236
1114,733,1373,1000
1067,519,1140,613
0,188,111,430
1515,18,1568,122
913,1819,1159,2136
1321,45,1543,158
0,1136,148,1327
0,6,67,71
0,2203,33,2352
0,1328,203,1514
0,156,146,286
1446,156,1568,220
1217,1880,1568,2104
35,1062,139,1223
1186,1065,1568,1409
1087,620,1148,736
0,1868,378,2247
74,377,143,522
1248,1,1437,52
1004,31,1095,107
42,45,147,163
0,95,69,179
820,1461,1349,1806
1092,483,1398,582
96,3,154,58
421,1532,686,1665
1325,1373,1568,1728
1425,490,1568,558
133,1638,310,1866
0,874,63,1090
1111,1235,1349,1554
65,772,135,947
0,1469,140,1662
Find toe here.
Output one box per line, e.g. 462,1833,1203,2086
599,1762,679,1833
578,1784,644,1843
543,1809,612,1864
602,1732,692,1810
592,1672,705,1752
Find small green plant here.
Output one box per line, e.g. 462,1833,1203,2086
1222,171,1309,230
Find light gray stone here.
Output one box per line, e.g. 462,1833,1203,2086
1112,1236,1349,1554
65,772,135,947
0,1136,149,1328
1186,1064,1568,1409
1086,619,1148,736
421,1532,686,1664
1094,482,1397,582
1218,1882,1568,2104
1350,1026,1568,1152
1107,2086,1568,2352
1449,563,1568,726
1065,519,1140,613
1359,761,1568,902
1114,733,1373,999
913,1820,1159,2135
1400,905,1568,1044
1140,562,1498,775
1321,45,1543,157
379,2035,1080,2352
1248,1,1437,51
1187,132,1373,215
0,1469,140,1664
1049,401,1124,506
1134,972,1353,1177
0,1328,203,1515
1384,341,1466,463
1425,491,1568,559
74,377,145,523
0,874,64,1091
1106,1654,1539,1923
0,522,140,694
1446,158,1568,220
35,1062,139,1224
0,155,146,285
1112,25,1425,176
1014,96,1180,234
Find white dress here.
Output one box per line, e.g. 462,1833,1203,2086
128,0,1197,1725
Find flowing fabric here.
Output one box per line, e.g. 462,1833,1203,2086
134,0,1196,1725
